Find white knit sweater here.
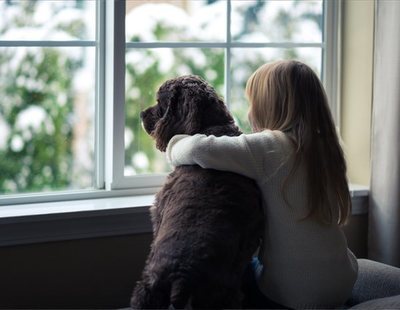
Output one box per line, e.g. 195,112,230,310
166,130,358,309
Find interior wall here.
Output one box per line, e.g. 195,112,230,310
343,214,368,259
340,0,375,186
0,233,152,309
0,212,367,309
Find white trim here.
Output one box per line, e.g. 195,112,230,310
335,0,343,128
95,0,106,189
104,0,126,190
112,174,168,190
225,0,232,108
125,42,324,49
323,0,342,125
0,195,154,219
349,184,369,197
0,40,95,47
104,0,115,190
0,187,161,206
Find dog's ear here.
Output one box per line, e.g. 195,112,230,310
179,79,234,132
153,85,206,151
203,96,235,128
152,97,178,152
179,87,204,134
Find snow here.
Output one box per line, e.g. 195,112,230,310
231,0,322,43
0,115,10,151
152,49,175,74
126,3,189,41
125,128,134,148
1,0,95,40
10,134,24,152
133,152,149,170
15,105,54,135
126,1,227,42
188,0,226,41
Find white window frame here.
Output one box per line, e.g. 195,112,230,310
109,0,342,190
0,0,341,206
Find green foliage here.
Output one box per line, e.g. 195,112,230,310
0,1,87,193
0,47,81,193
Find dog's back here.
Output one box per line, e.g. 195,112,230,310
132,75,264,309
132,165,263,309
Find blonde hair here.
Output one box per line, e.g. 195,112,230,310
246,60,351,225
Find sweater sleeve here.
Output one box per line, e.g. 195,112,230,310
166,132,278,180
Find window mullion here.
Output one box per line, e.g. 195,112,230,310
104,0,126,190
0,41,95,47
323,0,342,126
95,0,106,189
225,0,232,108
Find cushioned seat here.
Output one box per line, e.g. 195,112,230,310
349,294,400,309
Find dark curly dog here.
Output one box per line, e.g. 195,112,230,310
131,75,264,309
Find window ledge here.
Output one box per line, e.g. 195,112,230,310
0,196,154,247
349,184,369,215
0,185,369,247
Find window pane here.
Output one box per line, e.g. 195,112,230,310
0,47,95,194
0,0,96,41
231,0,323,43
230,48,322,133
125,48,225,175
126,0,226,42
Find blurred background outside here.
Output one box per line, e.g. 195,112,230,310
0,0,322,194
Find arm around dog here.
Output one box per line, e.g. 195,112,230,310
166,131,282,180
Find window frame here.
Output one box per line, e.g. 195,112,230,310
0,0,341,206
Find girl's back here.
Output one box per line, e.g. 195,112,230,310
168,128,358,307
255,130,358,308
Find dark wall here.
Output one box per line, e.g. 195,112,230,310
0,213,368,309
0,233,152,309
343,213,368,259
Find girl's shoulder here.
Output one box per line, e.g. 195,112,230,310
245,129,294,153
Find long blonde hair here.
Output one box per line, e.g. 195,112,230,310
246,60,351,225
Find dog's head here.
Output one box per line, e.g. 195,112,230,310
141,75,235,151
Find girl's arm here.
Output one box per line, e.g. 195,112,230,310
166,131,279,180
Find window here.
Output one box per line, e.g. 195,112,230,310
0,0,96,197
0,0,339,205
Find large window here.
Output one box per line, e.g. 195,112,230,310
0,0,338,204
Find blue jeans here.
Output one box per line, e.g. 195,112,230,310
242,257,289,309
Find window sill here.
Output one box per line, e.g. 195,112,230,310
0,195,154,247
0,185,369,247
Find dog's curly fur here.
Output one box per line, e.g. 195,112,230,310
131,75,264,309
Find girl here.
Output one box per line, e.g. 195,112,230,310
166,60,358,308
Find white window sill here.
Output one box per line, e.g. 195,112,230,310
0,185,369,247
0,195,154,247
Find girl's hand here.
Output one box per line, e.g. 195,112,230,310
166,134,194,166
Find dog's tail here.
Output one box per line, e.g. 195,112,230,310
131,278,192,309
131,280,168,309
169,278,192,309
